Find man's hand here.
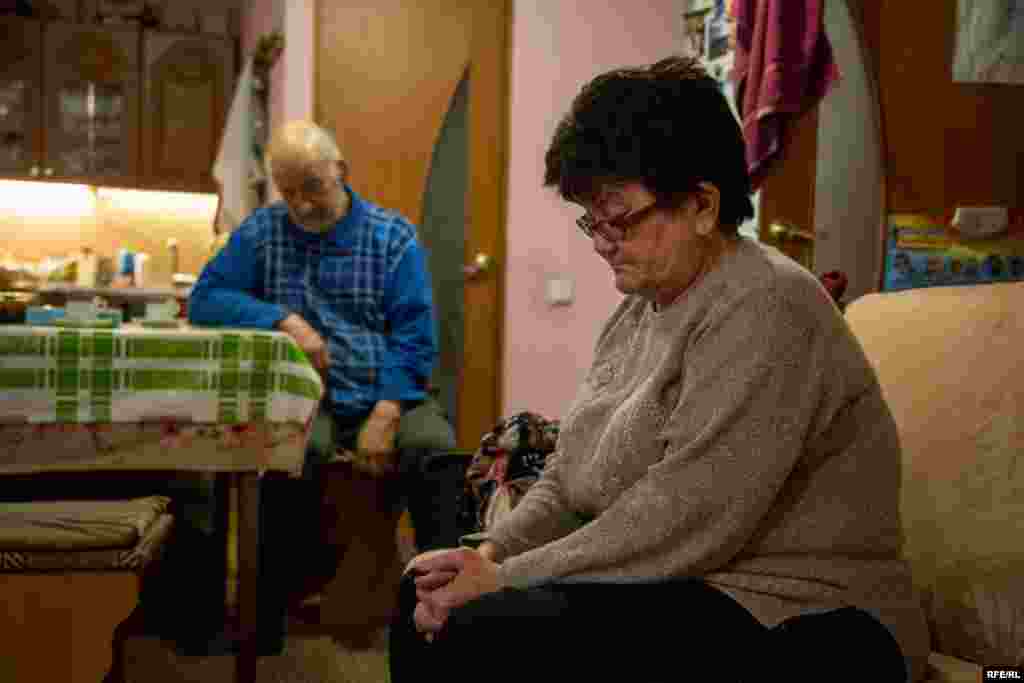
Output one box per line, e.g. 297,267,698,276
355,400,401,477
278,314,330,372
408,547,503,640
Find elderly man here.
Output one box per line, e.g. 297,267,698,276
189,120,460,655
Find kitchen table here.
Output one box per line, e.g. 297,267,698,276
0,323,324,682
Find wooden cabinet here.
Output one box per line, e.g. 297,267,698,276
0,20,235,193
43,22,141,184
142,32,234,193
0,18,44,178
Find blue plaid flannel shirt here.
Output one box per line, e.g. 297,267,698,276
189,186,437,420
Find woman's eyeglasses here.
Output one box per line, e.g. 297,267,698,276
576,201,661,243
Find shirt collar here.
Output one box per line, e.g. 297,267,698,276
327,184,367,246
282,183,367,248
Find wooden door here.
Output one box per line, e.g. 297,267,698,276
313,0,509,639
142,32,234,193
0,18,44,179
316,0,507,451
42,22,141,185
757,105,819,270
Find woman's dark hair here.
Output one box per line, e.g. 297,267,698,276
544,56,754,233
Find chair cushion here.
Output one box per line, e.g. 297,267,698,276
0,495,170,550
923,574,1024,668
845,284,1024,593
0,495,173,572
925,652,982,683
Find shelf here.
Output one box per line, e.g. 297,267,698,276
36,284,190,301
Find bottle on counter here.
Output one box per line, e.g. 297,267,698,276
114,249,135,288
96,256,115,287
76,247,98,288
134,253,150,288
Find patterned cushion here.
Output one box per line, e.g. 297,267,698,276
0,496,174,572
462,412,560,533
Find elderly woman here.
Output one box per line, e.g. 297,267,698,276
392,56,929,683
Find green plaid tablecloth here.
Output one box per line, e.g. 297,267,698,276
0,325,324,476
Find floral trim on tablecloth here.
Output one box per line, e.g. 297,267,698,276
0,420,312,475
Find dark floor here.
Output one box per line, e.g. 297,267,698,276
123,629,390,683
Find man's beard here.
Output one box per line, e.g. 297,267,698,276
292,208,336,232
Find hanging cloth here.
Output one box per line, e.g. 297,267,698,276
731,0,841,189
212,57,258,234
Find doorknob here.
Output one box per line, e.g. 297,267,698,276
29,165,39,177
462,252,494,280
768,221,815,242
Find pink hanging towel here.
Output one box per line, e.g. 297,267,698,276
731,0,841,190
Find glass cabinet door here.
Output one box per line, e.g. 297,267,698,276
0,19,44,178
43,22,140,183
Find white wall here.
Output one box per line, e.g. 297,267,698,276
242,0,314,201
281,0,314,124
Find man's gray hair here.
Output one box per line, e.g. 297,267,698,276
265,120,345,174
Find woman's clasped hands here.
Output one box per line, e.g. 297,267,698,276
406,547,503,642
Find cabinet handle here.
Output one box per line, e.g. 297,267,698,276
29,165,40,177
43,168,54,177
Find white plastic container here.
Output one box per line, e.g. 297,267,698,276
134,253,150,287
75,250,98,287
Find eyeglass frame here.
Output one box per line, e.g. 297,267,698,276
575,200,663,243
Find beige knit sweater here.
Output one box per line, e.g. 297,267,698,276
488,238,930,682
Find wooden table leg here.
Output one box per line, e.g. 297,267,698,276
213,473,231,622
235,472,260,682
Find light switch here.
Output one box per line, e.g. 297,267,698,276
545,277,574,306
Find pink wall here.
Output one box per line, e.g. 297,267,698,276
242,0,314,201
502,1,686,418
280,0,314,124
242,0,285,138
242,0,686,421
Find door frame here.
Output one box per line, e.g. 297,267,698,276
459,0,509,449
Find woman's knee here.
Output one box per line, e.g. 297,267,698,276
396,573,420,619
767,608,907,682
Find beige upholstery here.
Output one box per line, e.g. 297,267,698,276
924,652,984,683
846,282,1024,680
